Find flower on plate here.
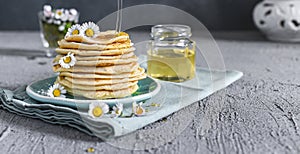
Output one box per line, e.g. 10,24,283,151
111,103,123,117
68,8,78,22
80,22,100,38
47,83,66,98
132,102,145,116
88,102,109,118
59,52,76,69
43,5,52,18
65,24,81,38
55,9,64,19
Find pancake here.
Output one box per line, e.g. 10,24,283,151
96,30,128,39
52,28,146,100
53,62,139,74
63,73,147,86
64,34,129,44
53,52,135,62
65,84,139,99
55,47,135,56
70,56,137,67
58,39,132,50
57,77,138,91
54,56,138,67
59,67,145,79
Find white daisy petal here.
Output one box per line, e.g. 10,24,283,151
69,8,77,16
111,103,123,117
68,8,78,22
55,9,64,19
118,103,123,109
43,5,52,17
53,20,61,25
46,18,53,24
80,22,100,38
59,52,76,68
59,86,67,94
58,23,65,32
59,95,66,98
60,10,69,22
65,24,81,38
47,83,66,98
132,102,145,116
101,103,110,114
88,102,109,118
43,5,52,12
88,108,95,118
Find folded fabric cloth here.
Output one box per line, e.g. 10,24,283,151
0,68,243,139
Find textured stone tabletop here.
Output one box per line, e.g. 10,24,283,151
0,31,300,154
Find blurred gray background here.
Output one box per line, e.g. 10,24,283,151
0,0,261,31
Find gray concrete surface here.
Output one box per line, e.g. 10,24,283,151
0,31,300,154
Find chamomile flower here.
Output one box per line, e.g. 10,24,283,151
132,102,145,116
81,22,100,38
88,102,109,118
60,10,69,22
68,8,78,22
59,52,76,69
65,24,81,38
55,9,64,19
58,22,66,32
47,83,66,98
46,18,53,24
53,20,61,25
111,103,123,117
43,5,52,17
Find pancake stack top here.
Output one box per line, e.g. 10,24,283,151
52,22,146,99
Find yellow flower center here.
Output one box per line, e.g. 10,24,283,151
63,56,71,63
53,89,61,97
72,29,79,35
58,11,62,16
87,147,95,153
92,106,103,117
115,109,121,115
85,29,94,37
136,107,144,115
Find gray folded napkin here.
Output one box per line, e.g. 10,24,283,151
0,68,243,139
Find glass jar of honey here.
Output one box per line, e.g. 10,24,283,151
147,24,196,82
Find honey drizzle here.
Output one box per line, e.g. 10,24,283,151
115,0,123,33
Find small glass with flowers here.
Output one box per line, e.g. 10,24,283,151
38,5,80,51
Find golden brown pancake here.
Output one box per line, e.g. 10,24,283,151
54,55,138,67
53,30,146,99
62,73,147,86
57,76,138,91
59,67,145,79
53,62,139,74
65,84,139,99
64,34,129,44
55,47,135,56
53,52,135,62
58,39,132,50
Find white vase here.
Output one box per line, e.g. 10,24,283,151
253,0,300,42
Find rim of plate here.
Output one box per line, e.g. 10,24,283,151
26,76,161,105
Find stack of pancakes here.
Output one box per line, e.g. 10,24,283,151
53,30,146,99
